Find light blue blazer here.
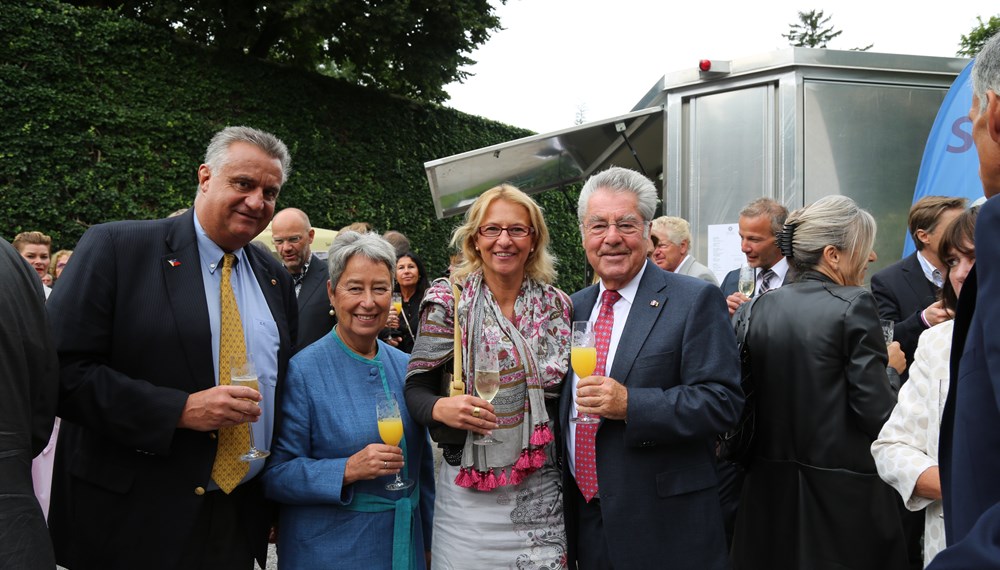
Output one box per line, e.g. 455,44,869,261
263,332,434,569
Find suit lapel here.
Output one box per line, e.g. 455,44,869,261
903,253,937,302
297,255,328,309
162,212,214,391
608,261,668,384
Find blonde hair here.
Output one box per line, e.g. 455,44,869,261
785,195,876,286
450,184,557,284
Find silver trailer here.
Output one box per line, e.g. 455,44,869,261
424,48,969,279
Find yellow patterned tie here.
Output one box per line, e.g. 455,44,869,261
211,253,250,494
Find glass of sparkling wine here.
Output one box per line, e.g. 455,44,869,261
377,394,414,491
570,321,600,425
473,343,502,446
230,354,269,462
738,264,755,297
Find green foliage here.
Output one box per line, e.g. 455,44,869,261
958,15,1000,57
63,0,504,103
783,10,843,48
0,0,590,293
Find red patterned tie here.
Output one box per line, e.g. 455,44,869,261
576,289,620,502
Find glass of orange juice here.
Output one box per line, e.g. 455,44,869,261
571,321,600,424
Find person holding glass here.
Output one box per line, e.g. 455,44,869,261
872,206,978,567
263,231,435,569
404,184,572,568
731,195,910,569
386,251,430,353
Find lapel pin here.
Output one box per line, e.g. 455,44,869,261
167,259,181,267
649,300,660,307
271,278,277,286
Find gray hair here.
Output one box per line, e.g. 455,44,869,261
577,167,658,236
974,32,1000,114
326,231,397,288
651,216,691,245
784,195,876,284
740,198,788,237
204,126,292,184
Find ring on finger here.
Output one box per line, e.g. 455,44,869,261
384,460,388,469
472,406,481,418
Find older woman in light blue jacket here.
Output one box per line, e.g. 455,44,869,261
264,231,434,569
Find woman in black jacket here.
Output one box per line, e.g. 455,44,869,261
731,195,910,569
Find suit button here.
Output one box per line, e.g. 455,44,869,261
194,486,206,496
209,432,217,440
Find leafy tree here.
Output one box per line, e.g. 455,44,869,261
958,15,1000,57
65,0,504,103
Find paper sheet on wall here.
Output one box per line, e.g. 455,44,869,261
708,223,744,285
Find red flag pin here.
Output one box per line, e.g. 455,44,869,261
168,259,181,267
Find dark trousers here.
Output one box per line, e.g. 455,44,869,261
177,484,259,570
568,474,614,570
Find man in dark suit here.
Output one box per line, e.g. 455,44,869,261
272,207,335,350
871,196,965,370
0,238,58,569
931,32,1000,568
46,126,298,569
561,166,743,569
719,197,791,315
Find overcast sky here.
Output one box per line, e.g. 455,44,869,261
444,0,997,134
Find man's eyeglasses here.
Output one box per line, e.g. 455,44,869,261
477,225,534,238
584,221,644,237
272,235,303,246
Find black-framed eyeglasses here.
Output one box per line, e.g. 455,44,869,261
272,235,303,246
477,225,535,238
584,220,644,237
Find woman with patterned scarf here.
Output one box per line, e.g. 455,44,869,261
405,184,572,569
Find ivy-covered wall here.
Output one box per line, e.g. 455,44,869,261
0,0,588,292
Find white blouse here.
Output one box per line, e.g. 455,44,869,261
871,319,953,567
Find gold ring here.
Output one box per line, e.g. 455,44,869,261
472,406,481,418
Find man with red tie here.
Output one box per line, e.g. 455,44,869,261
561,166,743,569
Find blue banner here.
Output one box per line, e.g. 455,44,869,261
903,60,984,257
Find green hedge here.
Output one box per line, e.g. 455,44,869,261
0,0,588,292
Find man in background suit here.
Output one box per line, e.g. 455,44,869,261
871,196,965,370
0,237,58,569
650,215,719,285
272,207,335,350
720,198,791,315
47,126,297,569
561,166,743,569
931,32,1000,568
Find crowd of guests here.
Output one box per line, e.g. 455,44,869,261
6,33,1000,570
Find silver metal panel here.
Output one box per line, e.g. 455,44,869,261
803,80,948,277
424,107,663,218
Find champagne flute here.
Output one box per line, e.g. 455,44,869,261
738,264,755,297
388,292,404,337
230,354,270,462
376,393,414,491
571,321,600,424
473,341,502,446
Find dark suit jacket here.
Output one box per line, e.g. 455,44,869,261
46,210,297,570
870,252,938,366
295,254,335,351
0,239,58,569
561,261,743,569
720,263,796,297
931,196,1000,567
